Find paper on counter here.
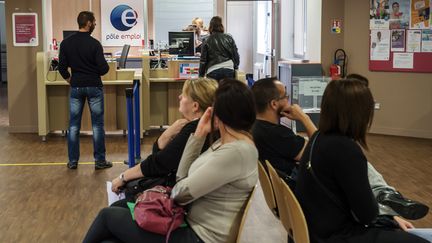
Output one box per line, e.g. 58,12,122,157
107,181,125,206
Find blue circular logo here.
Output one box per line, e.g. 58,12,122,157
110,5,138,31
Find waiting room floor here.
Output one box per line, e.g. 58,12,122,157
0,82,430,242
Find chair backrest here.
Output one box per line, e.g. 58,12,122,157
257,161,277,215
265,160,291,231
280,177,310,243
118,44,130,69
226,186,256,243
235,186,256,243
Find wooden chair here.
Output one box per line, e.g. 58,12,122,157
280,177,310,243
257,161,278,216
265,160,291,231
227,186,257,243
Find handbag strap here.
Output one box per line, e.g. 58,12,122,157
307,131,350,214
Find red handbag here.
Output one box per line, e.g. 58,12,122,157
134,185,185,242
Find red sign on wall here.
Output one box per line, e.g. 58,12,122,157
12,13,39,47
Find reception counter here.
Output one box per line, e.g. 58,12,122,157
37,52,246,140
36,52,141,141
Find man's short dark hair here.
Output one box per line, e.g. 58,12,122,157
77,11,95,29
392,2,399,7
251,77,280,113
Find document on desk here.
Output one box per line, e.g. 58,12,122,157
106,181,125,206
406,228,432,242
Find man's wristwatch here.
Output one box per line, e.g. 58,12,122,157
119,173,127,184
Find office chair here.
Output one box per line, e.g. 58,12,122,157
118,44,130,69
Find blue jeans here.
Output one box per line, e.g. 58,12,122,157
68,87,106,163
206,68,235,82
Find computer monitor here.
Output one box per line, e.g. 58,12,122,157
63,30,79,40
168,31,195,57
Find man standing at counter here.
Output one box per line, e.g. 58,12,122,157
58,11,112,170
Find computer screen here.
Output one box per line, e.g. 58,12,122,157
63,30,79,40
168,31,195,57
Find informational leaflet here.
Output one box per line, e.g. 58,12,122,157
410,0,430,29
391,29,406,51
421,29,432,52
393,53,414,69
106,181,125,206
406,29,422,52
370,29,391,60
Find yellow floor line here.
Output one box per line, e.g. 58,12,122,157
0,161,125,166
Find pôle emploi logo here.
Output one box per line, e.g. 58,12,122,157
106,4,142,41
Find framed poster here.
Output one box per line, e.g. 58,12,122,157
12,13,38,47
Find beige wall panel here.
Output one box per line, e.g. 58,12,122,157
320,0,344,76
150,83,168,125
6,0,44,133
52,0,90,42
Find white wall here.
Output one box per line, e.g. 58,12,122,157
306,0,321,62
280,0,294,60
0,1,6,51
226,1,253,74
153,0,214,44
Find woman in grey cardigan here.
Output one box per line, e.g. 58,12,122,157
83,79,258,243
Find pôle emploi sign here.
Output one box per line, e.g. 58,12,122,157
101,0,144,46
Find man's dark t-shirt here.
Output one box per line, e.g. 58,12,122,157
252,119,305,174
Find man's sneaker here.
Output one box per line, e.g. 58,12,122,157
95,161,113,170
377,191,429,220
67,162,78,169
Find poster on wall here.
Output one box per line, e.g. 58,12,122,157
389,0,410,29
391,29,406,51
422,29,432,52
410,0,430,28
370,29,391,60
407,29,422,51
12,13,38,47
370,0,391,29
101,0,144,46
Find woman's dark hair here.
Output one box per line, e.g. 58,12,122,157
251,77,280,113
211,79,256,138
77,11,95,29
208,16,224,34
346,73,369,87
319,79,374,149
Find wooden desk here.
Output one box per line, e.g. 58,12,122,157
37,52,142,141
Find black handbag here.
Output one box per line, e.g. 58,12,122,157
306,131,399,229
124,173,176,200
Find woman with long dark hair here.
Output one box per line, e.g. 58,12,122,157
295,79,428,243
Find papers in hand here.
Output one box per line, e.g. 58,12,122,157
407,228,432,242
106,181,125,206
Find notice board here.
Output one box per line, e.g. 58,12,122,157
369,0,432,73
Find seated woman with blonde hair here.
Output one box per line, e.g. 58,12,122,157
83,79,258,243
110,78,218,206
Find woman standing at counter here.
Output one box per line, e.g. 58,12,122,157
199,16,240,82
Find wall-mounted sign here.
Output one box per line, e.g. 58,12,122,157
331,19,342,34
12,13,38,47
101,0,144,46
